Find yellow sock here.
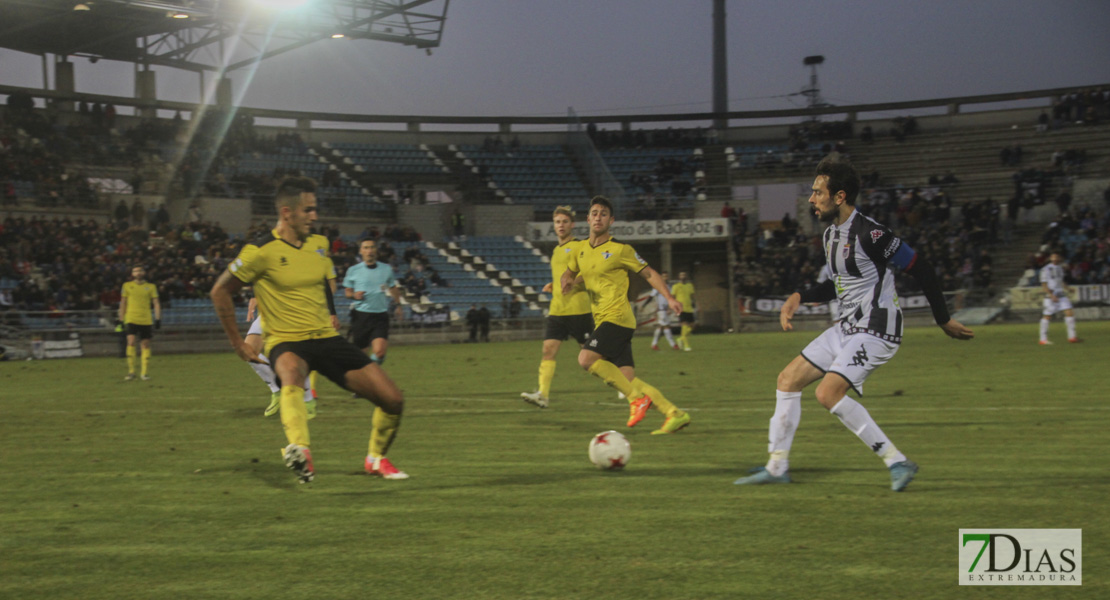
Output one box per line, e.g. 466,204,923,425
587,360,636,398
280,385,310,447
309,371,319,395
126,346,136,374
681,325,692,348
538,359,556,397
368,407,402,458
140,348,151,377
631,377,678,416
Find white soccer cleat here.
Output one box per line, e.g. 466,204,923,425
520,391,549,408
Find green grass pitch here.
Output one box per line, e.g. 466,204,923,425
2,322,1106,599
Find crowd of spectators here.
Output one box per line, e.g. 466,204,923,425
1031,204,1110,286
0,214,234,314
1049,88,1109,127
587,124,711,150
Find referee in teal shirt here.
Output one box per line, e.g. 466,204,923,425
343,239,404,364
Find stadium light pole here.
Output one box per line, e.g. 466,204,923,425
712,0,728,131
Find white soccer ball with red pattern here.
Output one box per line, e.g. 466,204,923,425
589,430,631,471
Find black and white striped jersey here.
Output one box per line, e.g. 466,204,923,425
822,209,917,343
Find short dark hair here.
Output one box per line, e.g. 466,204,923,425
274,176,317,212
360,238,377,247
589,195,614,215
815,157,861,206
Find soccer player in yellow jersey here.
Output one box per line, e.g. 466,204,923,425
521,206,593,408
210,176,408,484
560,196,692,434
119,266,161,381
671,271,696,351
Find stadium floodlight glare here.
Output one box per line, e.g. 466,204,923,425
331,33,345,39
248,0,312,11
73,3,91,10
171,12,189,19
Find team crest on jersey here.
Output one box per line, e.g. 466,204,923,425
316,249,325,257
841,244,851,259
564,247,572,253
602,251,612,259
870,229,884,242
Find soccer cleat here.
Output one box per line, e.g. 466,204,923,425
520,391,549,408
1068,337,1082,343
140,375,151,381
651,410,691,435
1038,340,1053,345
672,344,681,350
734,467,792,485
264,392,280,417
651,344,660,351
124,373,136,381
683,346,692,352
627,395,653,428
365,456,409,480
305,399,317,420
283,444,315,484
889,460,919,492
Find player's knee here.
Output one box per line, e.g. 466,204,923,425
776,369,805,392
380,391,404,415
578,353,596,370
813,383,841,410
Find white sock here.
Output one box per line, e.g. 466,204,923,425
765,390,802,476
303,375,314,403
1065,316,1077,339
250,354,280,393
830,396,906,467
663,327,677,347
651,327,663,346
1039,318,1050,342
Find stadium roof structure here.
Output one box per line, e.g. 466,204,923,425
0,0,449,73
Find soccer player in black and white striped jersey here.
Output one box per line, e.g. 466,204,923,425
1038,251,1080,344
735,157,974,492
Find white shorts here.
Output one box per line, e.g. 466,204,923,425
247,317,263,336
655,310,671,327
800,324,899,395
1042,295,1074,316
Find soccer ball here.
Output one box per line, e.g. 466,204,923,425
588,430,631,471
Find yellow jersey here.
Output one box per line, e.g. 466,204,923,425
672,282,695,312
121,281,158,325
229,229,339,352
549,238,591,316
567,237,647,329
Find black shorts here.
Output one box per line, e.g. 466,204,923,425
543,313,594,345
349,310,391,349
679,312,695,324
126,323,153,340
583,322,635,368
269,336,373,391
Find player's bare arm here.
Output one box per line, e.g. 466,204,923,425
210,270,256,363
940,318,974,340
118,297,127,323
640,267,682,315
780,292,802,331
